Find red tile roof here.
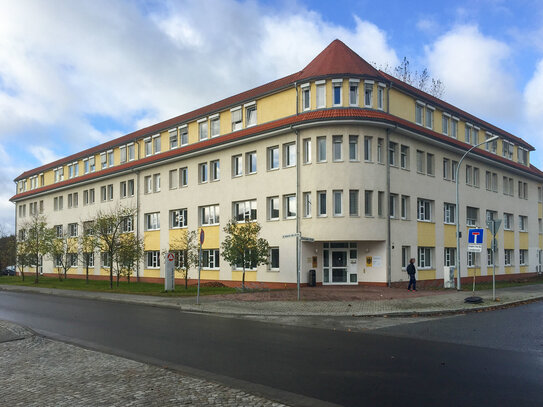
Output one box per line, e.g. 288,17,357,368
11,108,543,202
13,39,536,183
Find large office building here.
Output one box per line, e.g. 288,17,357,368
11,40,543,287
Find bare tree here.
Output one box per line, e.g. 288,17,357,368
114,232,144,286
18,214,55,283
48,226,79,281
166,230,198,289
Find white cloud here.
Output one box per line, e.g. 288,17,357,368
424,25,519,121
524,59,543,119
28,146,60,165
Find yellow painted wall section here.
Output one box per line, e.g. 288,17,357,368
496,139,503,157
168,228,188,248
143,269,161,278
258,89,297,124
220,111,231,135
520,266,528,273
201,270,220,280
538,203,542,219
539,234,543,249
188,121,198,145
136,139,144,160
44,170,54,186
201,225,220,249
418,269,436,280
467,268,481,277
504,266,514,274
443,224,456,247
342,80,349,106
503,231,515,249
326,80,333,107
232,270,257,282
144,230,161,250
100,268,110,276
519,232,529,249
388,88,414,122
417,222,436,246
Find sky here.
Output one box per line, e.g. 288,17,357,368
1,0,543,233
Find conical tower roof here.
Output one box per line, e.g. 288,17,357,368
297,39,383,80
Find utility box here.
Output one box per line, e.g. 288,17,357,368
308,269,316,287
443,266,455,288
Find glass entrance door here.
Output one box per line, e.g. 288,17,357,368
331,251,347,283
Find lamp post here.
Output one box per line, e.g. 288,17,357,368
455,135,499,290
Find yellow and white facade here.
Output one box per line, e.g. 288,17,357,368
11,40,543,287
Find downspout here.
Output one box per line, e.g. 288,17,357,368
386,82,392,288
134,141,141,282
294,125,301,300
295,82,299,116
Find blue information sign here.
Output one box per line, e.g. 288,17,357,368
468,228,484,244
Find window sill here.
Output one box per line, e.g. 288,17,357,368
267,269,280,273
268,218,280,222
267,167,279,172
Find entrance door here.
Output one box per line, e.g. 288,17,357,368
331,251,347,283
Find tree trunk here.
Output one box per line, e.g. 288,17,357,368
109,250,113,289
21,269,25,281
85,255,89,284
64,268,67,280
127,270,130,284
185,270,188,290
34,253,39,284
242,266,246,291
116,272,120,287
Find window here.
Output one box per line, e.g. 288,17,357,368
121,216,133,233
467,251,477,267
466,207,478,226
473,167,480,187
198,119,208,140
303,192,312,218
246,151,257,174
425,106,434,129
378,191,384,217
179,167,188,187
246,104,257,127
85,252,94,268
54,225,63,238
518,182,528,199
202,249,220,269
473,128,479,145
153,174,160,193
101,186,107,202
146,251,160,268
364,81,373,107
400,145,409,169
145,212,160,231
332,136,343,161
418,247,433,268
179,126,188,146
317,136,327,162
443,158,450,180
466,165,473,185
519,215,527,232
364,190,373,216
210,116,220,137
145,175,153,194
465,124,472,145
231,108,242,131
518,148,528,165
349,190,359,216
444,203,456,224
268,196,279,220
417,199,432,221
504,213,513,230
452,116,459,136
442,114,449,135
303,138,312,164
317,191,327,216
364,136,372,161
503,141,514,160
234,200,257,222
120,146,127,163
284,143,296,167
144,137,152,157
285,195,296,219
426,153,434,175
268,146,279,170
210,160,220,181
486,210,497,225
54,196,63,211
402,247,411,269
349,80,359,105
316,81,325,108
269,247,280,270
127,143,135,161
333,190,343,216
169,128,178,149
520,249,528,266
301,84,310,110
487,249,494,266
101,252,111,268
169,170,178,190
170,209,187,229
200,205,220,225
485,133,497,153
416,150,425,173
401,195,409,219
232,155,243,177
389,142,397,166
332,80,342,105
377,138,384,164
444,248,456,267
504,249,513,266
54,167,64,183
199,163,208,183
415,102,424,125
389,194,397,218
349,135,358,161
451,161,458,182
377,83,385,110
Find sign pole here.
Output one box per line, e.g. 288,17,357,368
197,229,204,305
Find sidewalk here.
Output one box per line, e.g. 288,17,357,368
2,283,542,316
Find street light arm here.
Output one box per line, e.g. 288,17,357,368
455,136,499,290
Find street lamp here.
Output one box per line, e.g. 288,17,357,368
455,135,499,290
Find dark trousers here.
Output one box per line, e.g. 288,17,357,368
408,274,416,290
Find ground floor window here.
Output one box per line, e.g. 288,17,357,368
269,247,279,270
444,248,456,267
202,249,220,269
417,247,433,269
467,252,477,267
504,249,513,266
146,251,160,269
401,246,410,269
519,249,528,266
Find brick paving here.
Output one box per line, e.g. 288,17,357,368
0,321,287,407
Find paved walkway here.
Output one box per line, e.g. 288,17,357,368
1,283,543,316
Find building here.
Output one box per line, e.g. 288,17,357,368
11,39,543,287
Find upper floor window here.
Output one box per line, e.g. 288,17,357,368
332,80,342,106
442,114,450,136
284,142,296,167
180,167,188,187
127,143,135,161
317,136,327,162
231,107,243,131
425,106,434,129
518,148,528,165
169,128,178,149
377,83,385,110
179,126,188,146
268,196,279,220
301,83,310,111
211,160,220,181
466,206,478,226
465,124,473,144
451,118,458,138
349,79,359,106
364,81,373,107
199,163,208,183
519,215,528,232
349,135,359,161
232,155,243,177
144,137,152,157
245,102,257,127
145,212,160,231
234,200,257,222
364,136,372,161
316,81,326,108
198,119,208,141
284,195,296,219
443,203,456,224
332,136,343,161
303,138,312,164
200,205,220,225
210,115,220,137
268,146,279,170
54,167,64,183
170,208,188,229
246,151,257,174
485,133,497,153
417,199,432,221
503,140,514,160
415,101,424,125
400,145,409,169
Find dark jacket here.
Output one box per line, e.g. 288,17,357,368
407,263,416,276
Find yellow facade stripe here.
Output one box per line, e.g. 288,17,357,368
417,221,435,246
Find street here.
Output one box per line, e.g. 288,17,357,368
1,291,543,406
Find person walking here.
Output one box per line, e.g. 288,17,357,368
407,258,417,291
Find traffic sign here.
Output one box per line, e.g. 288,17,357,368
468,228,484,244
486,219,502,236
200,229,205,245
467,244,483,253
167,252,175,262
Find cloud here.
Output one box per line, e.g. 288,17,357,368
28,146,61,165
524,59,543,119
424,25,519,121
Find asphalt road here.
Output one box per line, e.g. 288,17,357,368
1,291,542,407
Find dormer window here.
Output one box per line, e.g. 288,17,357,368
332,79,343,106
198,118,208,140
231,107,242,131
425,105,434,129
349,79,359,106
316,80,326,108
210,114,220,137
169,128,178,149
301,83,310,111
245,102,257,127
364,80,373,107
415,101,425,125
